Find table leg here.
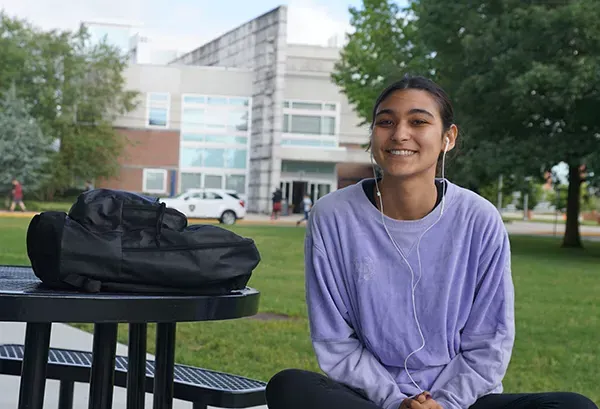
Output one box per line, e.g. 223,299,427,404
127,323,147,409
18,322,52,409
152,323,176,409
58,381,75,409
88,323,118,409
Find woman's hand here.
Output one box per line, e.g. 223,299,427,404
400,392,443,409
415,392,443,409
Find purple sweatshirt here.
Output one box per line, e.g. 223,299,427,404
304,179,515,409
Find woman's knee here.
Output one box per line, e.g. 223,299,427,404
266,369,317,409
561,392,598,409
541,392,598,409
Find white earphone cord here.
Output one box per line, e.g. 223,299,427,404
370,137,449,394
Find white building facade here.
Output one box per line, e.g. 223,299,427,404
102,6,372,214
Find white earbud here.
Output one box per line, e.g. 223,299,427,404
369,133,451,395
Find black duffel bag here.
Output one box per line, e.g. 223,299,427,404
26,189,261,294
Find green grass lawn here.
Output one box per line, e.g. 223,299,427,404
0,217,598,404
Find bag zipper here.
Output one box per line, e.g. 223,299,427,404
123,240,253,252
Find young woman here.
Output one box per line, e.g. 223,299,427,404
265,76,597,409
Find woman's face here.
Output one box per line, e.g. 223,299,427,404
371,89,456,181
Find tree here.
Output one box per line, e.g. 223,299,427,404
0,84,54,190
331,0,435,127
413,0,600,248
516,181,544,213
330,0,537,191
0,13,138,197
479,179,513,209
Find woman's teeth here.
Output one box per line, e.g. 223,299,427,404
388,150,416,156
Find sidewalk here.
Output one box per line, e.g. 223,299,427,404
504,220,600,238
2,210,600,236
0,209,305,226
0,322,266,409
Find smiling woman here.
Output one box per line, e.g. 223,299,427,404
264,75,599,409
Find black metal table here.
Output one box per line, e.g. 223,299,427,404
0,266,260,409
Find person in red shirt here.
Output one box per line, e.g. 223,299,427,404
9,178,26,212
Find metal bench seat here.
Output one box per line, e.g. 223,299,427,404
0,344,266,409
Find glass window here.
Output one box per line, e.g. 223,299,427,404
182,133,204,142
281,139,336,147
281,161,336,174
204,135,247,144
148,107,167,127
283,114,290,132
204,109,227,129
183,95,205,104
180,172,202,191
180,148,203,167
317,183,331,199
283,101,290,108
323,117,336,135
207,97,228,105
182,108,204,127
281,139,322,146
204,148,225,168
147,93,170,127
229,98,249,106
224,149,247,169
228,110,248,131
291,102,322,110
290,115,321,134
149,93,169,103
324,103,336,111
204,176,223,189
226,175,246,193
143,169,167,193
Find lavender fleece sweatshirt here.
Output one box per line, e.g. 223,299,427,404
304,179,515,409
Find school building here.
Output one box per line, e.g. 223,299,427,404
99,6,373,214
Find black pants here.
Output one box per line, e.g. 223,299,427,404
266,369,598,409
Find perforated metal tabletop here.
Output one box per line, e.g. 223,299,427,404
0,265,260,323
0,265,262,409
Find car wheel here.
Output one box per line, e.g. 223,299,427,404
220,210,236,225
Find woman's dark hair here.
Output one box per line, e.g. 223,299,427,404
370,74,455,131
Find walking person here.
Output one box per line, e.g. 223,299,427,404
271,188,283,220
9,178,26,212
296,193,312,226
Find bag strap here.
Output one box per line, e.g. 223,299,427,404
62,273,102,293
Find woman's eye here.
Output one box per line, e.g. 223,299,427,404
376,120,393,126
411,119,428,125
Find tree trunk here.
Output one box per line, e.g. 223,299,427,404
562,163,583,248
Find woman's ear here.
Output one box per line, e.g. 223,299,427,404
443,124,458,152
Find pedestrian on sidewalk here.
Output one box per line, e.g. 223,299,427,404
271,188,283,220
9,178,26,212
296,194,312,226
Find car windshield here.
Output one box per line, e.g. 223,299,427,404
175,191,199,199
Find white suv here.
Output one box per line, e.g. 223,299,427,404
159,188,246,225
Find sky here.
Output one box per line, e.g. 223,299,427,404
0,0,374,52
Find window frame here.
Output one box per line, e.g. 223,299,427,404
142,168,168,194
146,92,171,128
282,100,340,143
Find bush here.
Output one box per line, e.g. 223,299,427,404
24,201,72,213
516,182,544,211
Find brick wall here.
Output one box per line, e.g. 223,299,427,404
97,127,180,193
